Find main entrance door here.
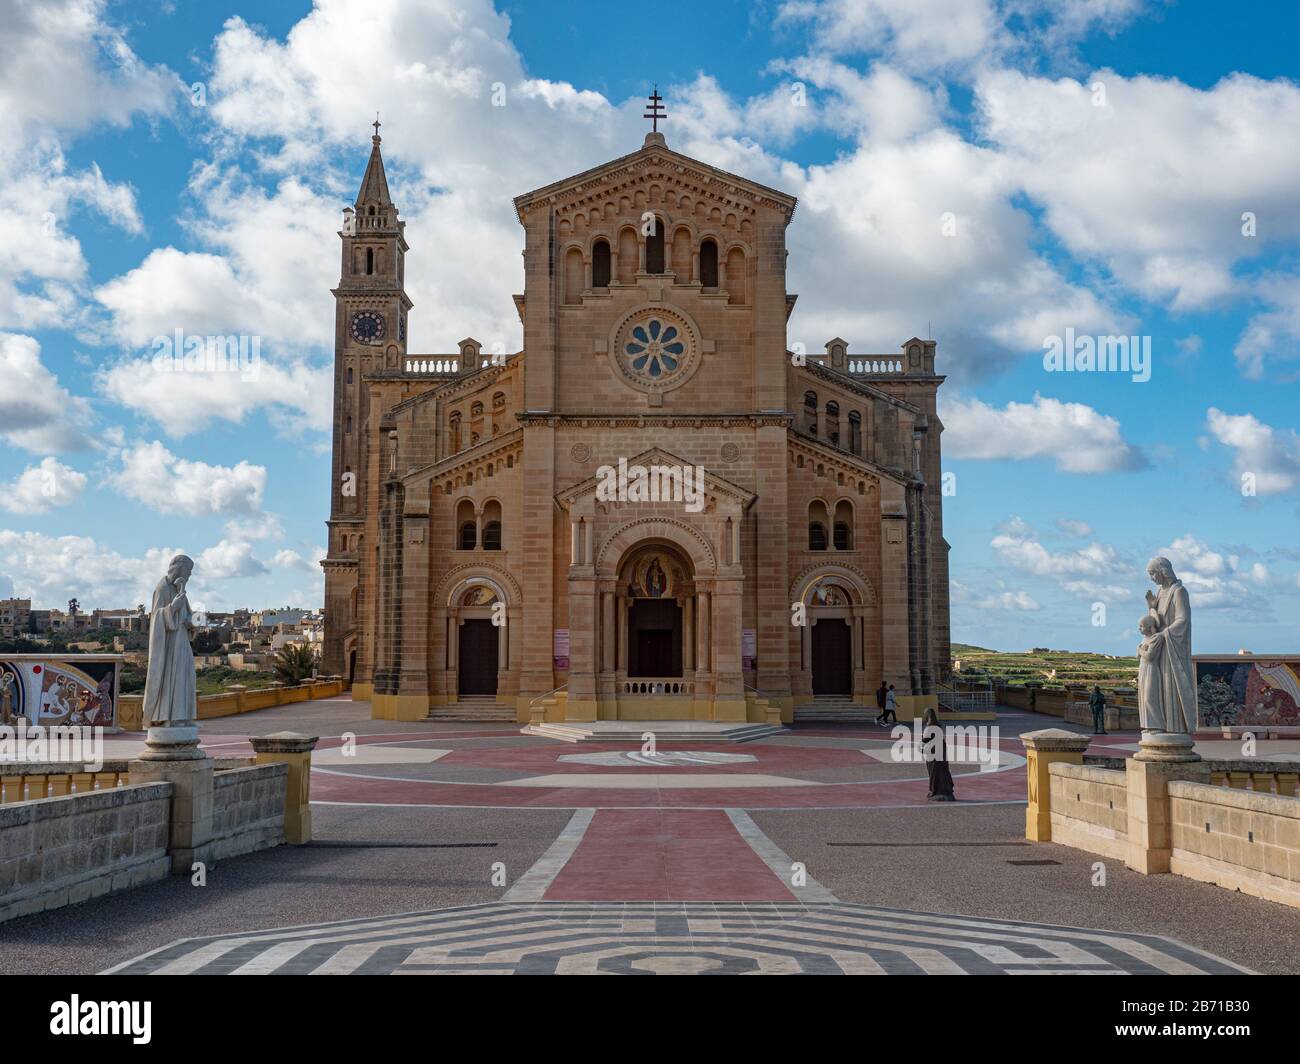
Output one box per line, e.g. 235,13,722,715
458,619,498,697
811,618,852,695
628,599,682,677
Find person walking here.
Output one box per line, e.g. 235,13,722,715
879,683,898,726
874,679,889,724
1089,684,1107,735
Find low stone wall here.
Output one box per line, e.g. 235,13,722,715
209,763,286,860
0,783,171,923
119,678,344,731
1169,781,1300,908
1048,762,1129,860
1064,701,1141,731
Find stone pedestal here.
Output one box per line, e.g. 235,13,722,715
1020,728,1091,841
251,732,319,845
1126,731,1208,874
129,726,213,873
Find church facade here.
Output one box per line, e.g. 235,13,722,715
322,122,951,724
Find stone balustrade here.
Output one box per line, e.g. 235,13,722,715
0,761,131,804
621,679,694,696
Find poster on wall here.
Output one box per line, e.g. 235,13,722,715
553,629,570,671
0,656,121,728
1195,657,1300,728
742,629,756,671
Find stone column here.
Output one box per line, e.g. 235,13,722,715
695,589,711,675
251,732,319,845
617,596,629,674
601,591,615,672
683,594,695,672
1126,733,1209,874
1019,728,1091,842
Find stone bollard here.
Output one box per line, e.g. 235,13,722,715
250,732,319,844
1020,728,1092,842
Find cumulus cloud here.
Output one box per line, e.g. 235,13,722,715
0,457,87,515
107,441,267,517
1157,534,1272,611
273,547,326,572
197,538,268,579
941,392,1145,472
1206,408,1300,496
0,531,186,608
0,333,95,452
991,520,1132,600
1056,518,1092,537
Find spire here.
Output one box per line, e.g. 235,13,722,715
355,113,393,208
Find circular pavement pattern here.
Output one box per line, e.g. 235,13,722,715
104,901,1250,976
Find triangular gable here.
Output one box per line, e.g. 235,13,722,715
557,446,756,509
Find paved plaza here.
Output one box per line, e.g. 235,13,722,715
2,695,1297,975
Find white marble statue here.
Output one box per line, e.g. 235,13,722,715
143,554,197,726
1139,556,1197,734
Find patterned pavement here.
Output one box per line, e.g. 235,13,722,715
102,900,1251,975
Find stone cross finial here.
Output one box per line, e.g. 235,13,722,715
643,85,666,133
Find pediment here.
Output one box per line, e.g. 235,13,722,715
557,446,756,510
514,137,797,222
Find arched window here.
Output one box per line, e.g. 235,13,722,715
592,239,611,287
449,415,461,452
803,391,817,435
808,500,830,551
346,366,353,385
645,218,665,274
848,411,862,456
482,500,502,550
365,247,374,275
826,401,840,447
700,239,718,287
833,500,854,550
456,499,476,550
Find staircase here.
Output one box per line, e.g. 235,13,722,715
426,697,516,723
794,697,880,725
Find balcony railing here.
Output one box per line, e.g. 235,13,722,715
622,679,694,696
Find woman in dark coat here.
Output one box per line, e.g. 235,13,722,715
922,707,955,801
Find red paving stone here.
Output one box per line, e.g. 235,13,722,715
542,809,796,902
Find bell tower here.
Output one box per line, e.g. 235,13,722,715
322,119,411,685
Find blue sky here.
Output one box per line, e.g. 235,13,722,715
1,0,1298,656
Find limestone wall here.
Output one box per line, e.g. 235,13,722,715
0,783,171,923
209,763,287,860
119,678,345,731
1169,780,1300,908
1048,762,1128,860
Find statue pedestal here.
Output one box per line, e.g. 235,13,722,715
1133,730,1199,763
130,723,214,873
137,724,205,761
1126,733,1207,874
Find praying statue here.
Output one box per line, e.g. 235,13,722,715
1138,556,1197,734
143,554,198,726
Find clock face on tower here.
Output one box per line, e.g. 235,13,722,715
349,310,385,344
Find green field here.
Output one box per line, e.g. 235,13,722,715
952,643,1139,689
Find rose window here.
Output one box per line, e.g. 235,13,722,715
624,317,686,380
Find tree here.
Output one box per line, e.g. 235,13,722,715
273,643,317,685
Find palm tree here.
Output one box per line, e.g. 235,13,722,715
273,643,317,685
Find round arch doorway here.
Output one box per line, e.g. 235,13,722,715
808,579,855,696
456,583,503,698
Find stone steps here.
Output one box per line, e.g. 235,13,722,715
794,699,881,724
426,703,517,722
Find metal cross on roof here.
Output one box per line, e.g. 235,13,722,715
643,86,666,133
373,113,381,138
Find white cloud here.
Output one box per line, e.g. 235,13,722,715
0,457,87,515
991,521,1132,601
976,67,1300,364
1157,534,1271,611
107,441,267,517
1056,518,1092,537
941,392,1144,472
197,538,268,579
0,333,94,452
273,547,325,572
976,590,1041,610
1206,408,1300,495
0,531,182,609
